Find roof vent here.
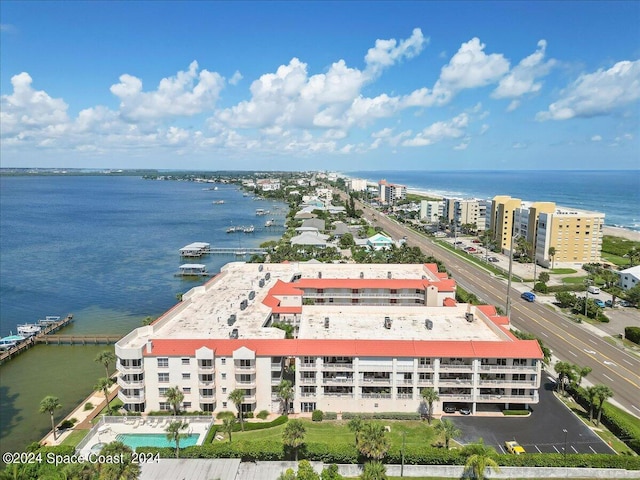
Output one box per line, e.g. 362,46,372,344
360,272,364,279
324,317,330,328
387,271,392,279
384,316,392,329
146,340,153,354
258,264,264,272
318,271,322,278
425,319,433,330
465,313,474,323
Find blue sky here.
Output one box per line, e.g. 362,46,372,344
1,1,639,171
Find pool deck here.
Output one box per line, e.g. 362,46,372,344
77,416,213,457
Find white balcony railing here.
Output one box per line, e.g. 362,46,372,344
118,391,145,403
117,362,143,373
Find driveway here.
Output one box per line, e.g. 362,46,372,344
447,380,614,454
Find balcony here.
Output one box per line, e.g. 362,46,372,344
361,393,392,399
197,365,215,373
243,395,257,403
271,377,283,385
118,391,145,403
395,379,414,385
479,365,537,373
299,377,317,384
361,377,392,386
236,380,256,387
438,394,472,402
439,364,473,372
323,377,354,385
235,365,256,373
117,361,143,373
359,364,393,372
271,362,283,371
438,378,473,387
417,364,434,371
395,364,414,372
323,392,354,398
298,363,316,369
476,393,539,403
478,379,537,388
397,393,413,399
322,363,354,370
300,392,317,398
199,394,216,401
117,377,144,388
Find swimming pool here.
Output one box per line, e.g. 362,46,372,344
115,433,200,450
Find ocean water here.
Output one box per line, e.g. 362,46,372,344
350,170,640,231
0,175,286,454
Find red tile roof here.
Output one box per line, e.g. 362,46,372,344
144,338,543,359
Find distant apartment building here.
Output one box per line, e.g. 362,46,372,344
350,178,368,192
420,200,443,223
442,197,487,232
116,262,543,417
315,188,333,206
378,179,407,204
256,179,281,191
536,208,605,266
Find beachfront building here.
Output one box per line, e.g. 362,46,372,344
350,178,368,192
617,265,640,291
420,200,443,224
115,262,543,417
535,208,605,267
256,179,281,191
378,179,407,205
490,196,523,253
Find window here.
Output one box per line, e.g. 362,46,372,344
182,373,191,380
222,402,227,408
183,402,191,409
221,373,227,380
222,387,227,394
183,387,191,394
157,358,168,368
158,373,169,383
221,358,226,365
181,358,190,365
201,388,214,397
159,402,171,411
159,388,168,396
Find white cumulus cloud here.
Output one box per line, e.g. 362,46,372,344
536,60,640,121
402,113,469,147
364,28,427,75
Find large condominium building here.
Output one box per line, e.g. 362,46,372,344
378,180,407,205
443,198,488,233
420,200,443,223
536,208,605,266
490,196,523,252
350,178,368,192
116,262,543,417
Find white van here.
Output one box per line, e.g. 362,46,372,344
587,286,600,294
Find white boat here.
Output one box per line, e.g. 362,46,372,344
255,209,269,216
213,200,225,205
265,219,276,227
17,323,42,337
226,226,237,233
0,334,26,350
176,264,210,277
243,225,255,233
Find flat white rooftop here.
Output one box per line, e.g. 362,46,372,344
122,262,508,350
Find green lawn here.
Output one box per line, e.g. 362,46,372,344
60,429,89,447
233,419,438,448
549,268,577,274
562,276,588,285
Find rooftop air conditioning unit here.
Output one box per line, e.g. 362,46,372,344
387,271,392,279
324,317,330,328
425,319,433,330
318,271,322,278
465,313,474,323
360,272,364,279
259,264,264,272
384,316,392,329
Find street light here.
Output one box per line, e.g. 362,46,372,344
401,430,406,477
563,428,568,475
506,233,520,320
584,279,592,317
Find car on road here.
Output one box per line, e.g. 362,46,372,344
594,299,606,308
521,291,536,302
443,405,456,414
504,440,526,455
459,406,471,415
488,257,499,262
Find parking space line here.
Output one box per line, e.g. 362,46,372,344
571,446,578,453
535,445,542,453
589,446,597,453
540,332,548,337
552,445,560,453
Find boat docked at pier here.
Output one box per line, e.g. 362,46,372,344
175,264,211,277
179,242,211,257
0,334,26,351
17,323,42,337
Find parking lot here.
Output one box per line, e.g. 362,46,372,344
448,380,615,455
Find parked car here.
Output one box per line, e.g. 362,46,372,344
605,300,614,307
459,406,471,415
488,257,499,262
505,440,526,455
472,239,481,243
443,405,456,414
587,285,601,294
594,299,606,308
521,292,536,302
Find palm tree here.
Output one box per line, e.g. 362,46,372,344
594,384,614,426
627,246,640,266
463,439,500,480
39,396,62,440
435,419,461,450
357,422,389,461
360,461,387,480
420,387,439,425
277,379,294,415
97,441,140,479
548,246,556,269
94,350,116,380
347,416,363,448
218,411,236,442
282,419,306,461
165,386,184,416
165,419,189,458
228,389,246,431
553,361,575,395
585,385,598,423
574,366,592,387
95,377,112,414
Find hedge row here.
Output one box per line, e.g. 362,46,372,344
572,387,640,454
625,326,640,345
232,414,288,432
341,412,421,420
134,441,640,469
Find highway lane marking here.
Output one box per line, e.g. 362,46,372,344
540,332,548,337
583,349,596,355
623,359,633,366
632,405,640,413
568,350,578,357
588,338,598,344
603,374,614,382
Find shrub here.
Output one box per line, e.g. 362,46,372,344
312,410,324,422
204,425,218,444
84,402,94,411
533,282,548,293
625,326,640,345
372,412,421,420
57,419,75,430
503,410,530,416
256,410,269,420
231,415,288,432
324,411,337,420
244,411,254,419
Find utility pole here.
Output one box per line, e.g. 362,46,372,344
563,428,568,477
401,430,406,477
506,233,518,320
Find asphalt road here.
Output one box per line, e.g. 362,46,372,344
348,195,640,418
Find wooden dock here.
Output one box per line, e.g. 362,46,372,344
0,314,76,365
208,247,267,255
35,335,122,345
